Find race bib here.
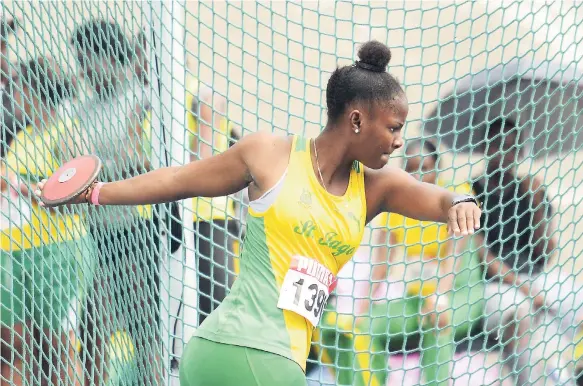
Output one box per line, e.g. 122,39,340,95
277,255,337,327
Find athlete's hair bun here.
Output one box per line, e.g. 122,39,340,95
356,40,391,72
325,39,403,122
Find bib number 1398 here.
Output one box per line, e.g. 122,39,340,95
277,256,337,327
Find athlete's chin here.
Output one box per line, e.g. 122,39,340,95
364,154,391,170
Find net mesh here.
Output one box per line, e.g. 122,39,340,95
1,1,583,385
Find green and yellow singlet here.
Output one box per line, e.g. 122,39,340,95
194,135,366,370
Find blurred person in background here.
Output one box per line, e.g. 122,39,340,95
132,28,149,87
1,16,17,158
472,118,583,385
321,120,582,386
0,16,16,87
0,57,94,386
0,16,23,244
66,19,162,386
185,72,238,326
365,139,473,323
131,24,183,257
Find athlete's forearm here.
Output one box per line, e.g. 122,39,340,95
96,166,184,206
404,183,460,224
381,167,465,224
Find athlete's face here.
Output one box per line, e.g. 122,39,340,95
76,49,125,94
350,95,408,170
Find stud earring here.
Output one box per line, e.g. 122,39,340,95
354,128,360,134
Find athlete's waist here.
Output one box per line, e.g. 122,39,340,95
193,329,309,372
196,272,312,367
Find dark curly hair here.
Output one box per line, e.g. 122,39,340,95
325,40,404,123
70,20,132,66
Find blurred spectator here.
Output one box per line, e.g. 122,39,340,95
473,118,580,384
473,118,552,341
0,17,26,238
365,139,473,324
66,19,162,386
185,72,237,326
1,16,17,158
132,28,148,85
0,17,16,86
128,25,184,254
0,56,93,386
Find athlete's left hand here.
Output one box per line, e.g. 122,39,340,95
447,202,481,237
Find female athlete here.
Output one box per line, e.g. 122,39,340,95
37,40,481,385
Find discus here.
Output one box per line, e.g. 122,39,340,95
40,155,102,207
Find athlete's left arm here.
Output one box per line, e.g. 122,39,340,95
366,166,481,237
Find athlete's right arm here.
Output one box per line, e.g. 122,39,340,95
38,131,282,207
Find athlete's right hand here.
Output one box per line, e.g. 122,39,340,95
447,200,481,237
34,179,97,207
34,179,50,207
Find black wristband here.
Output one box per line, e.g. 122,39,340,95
451,195,479,208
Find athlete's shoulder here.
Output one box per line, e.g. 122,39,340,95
235,132,292,168
236,132,293,197
236,131,292,156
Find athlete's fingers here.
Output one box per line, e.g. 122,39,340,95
465,207,475,234
35,179,46,197
474,206,481,229
448,208,460,236
37,179,47,190
456,207,468,236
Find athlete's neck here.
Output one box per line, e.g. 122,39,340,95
312,129,354,196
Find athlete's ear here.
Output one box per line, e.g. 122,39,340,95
349,110,362,134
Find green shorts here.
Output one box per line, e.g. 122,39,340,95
179,337,307,386
0,236,96,332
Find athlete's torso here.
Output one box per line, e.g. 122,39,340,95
194,135,366,370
